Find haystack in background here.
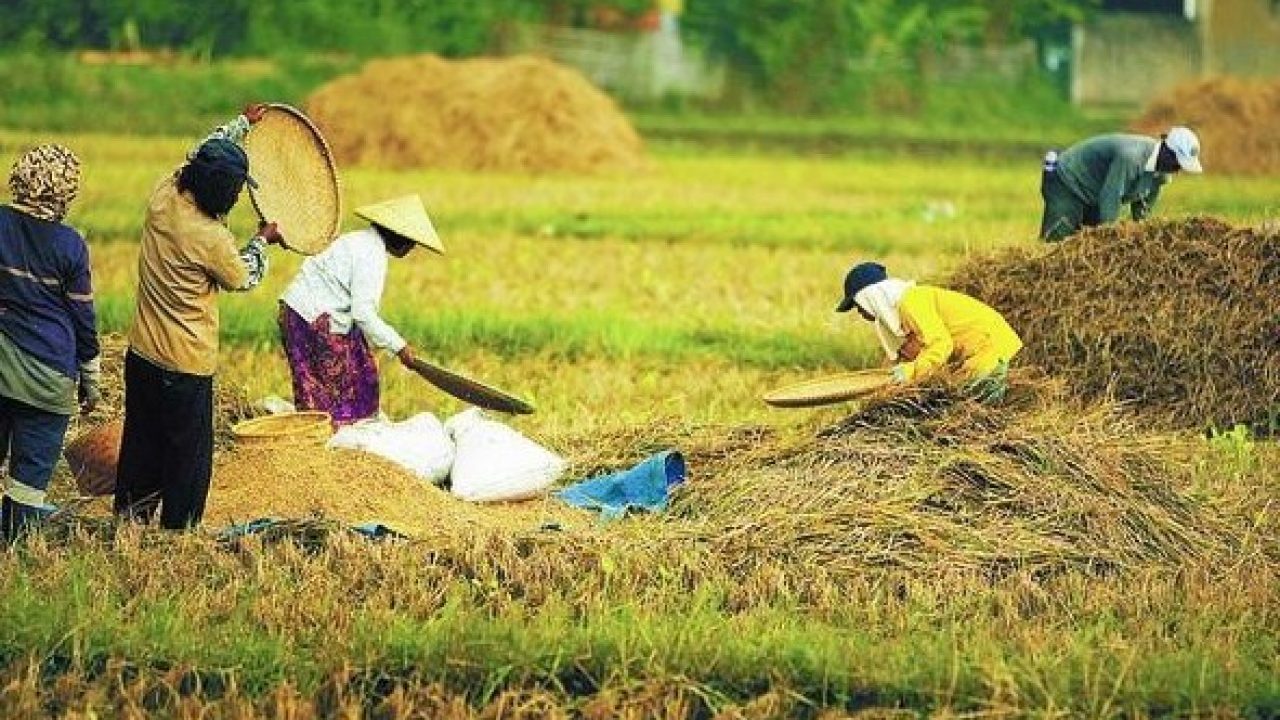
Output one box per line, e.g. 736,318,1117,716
305,54,645,173
1131,77,1280,175
949,217,1280,431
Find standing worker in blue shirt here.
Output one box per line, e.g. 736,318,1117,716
0,144,100,541
1039,126,1203,242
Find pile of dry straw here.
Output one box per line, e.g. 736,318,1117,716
61,373,1249,579
1131,76,1280,174
63,275,1265,577
305,54,645,173
949,217,1280,431
601,373,1242,577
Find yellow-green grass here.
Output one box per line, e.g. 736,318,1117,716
2,128,1279,716
8,129,1279,255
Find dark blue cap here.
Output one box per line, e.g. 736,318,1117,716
835,262,887,312
191,138,257,189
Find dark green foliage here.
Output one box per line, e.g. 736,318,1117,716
1,0,1099,115
682,0,1098,111
0,0,544,57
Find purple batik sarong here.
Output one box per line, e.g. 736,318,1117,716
278,302,379,425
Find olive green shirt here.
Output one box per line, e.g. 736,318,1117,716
1056,134,1170,223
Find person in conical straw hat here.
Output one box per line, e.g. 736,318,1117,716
278,194,443,425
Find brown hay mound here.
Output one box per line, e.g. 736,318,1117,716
1130,76,1280,175
304,54,645,173
948,217,1280,430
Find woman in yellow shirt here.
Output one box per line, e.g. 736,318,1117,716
835,262,1022,399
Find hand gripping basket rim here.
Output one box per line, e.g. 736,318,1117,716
762,369,893,408
243,103,343,255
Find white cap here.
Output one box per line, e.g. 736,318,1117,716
1165,126,1203,173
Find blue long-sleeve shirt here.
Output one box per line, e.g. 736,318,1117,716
0,205,98,378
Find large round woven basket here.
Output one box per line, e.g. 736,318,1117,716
243,104,342,255
232,411,333,446
762,369,893,408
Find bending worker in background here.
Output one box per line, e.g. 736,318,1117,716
278,194,443,425
835,261,1022,402
0,145,100,540
115,104,284,530
1039,126,1202,242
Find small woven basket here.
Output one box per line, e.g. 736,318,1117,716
63,419,124,497
243,103,342,255
232,411,333,446
762,369,893,408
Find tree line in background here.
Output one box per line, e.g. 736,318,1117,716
684,0,1094,110
2,0,1095,111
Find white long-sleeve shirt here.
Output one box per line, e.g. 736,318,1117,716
280,228,406,352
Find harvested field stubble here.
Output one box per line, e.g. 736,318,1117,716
54,372,1254,581
24,375,1279,716
1132,76,1280,174
949,217,1280,430
305,54,644,173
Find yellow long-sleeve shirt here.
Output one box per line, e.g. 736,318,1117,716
897,286,1022,381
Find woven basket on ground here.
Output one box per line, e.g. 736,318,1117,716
63,419,124,496
232,411,333,446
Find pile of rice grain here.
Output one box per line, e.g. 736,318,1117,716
1131,76,1280,175
205,444,585,538
948,217,1280,430
305,54,645,173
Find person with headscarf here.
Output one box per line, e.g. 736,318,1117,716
0,144,99,540
1040,126,1203,242
114,104,284,530
278,194,443,425
835,262,1022,401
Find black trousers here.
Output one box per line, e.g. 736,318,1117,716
113,350,214,529
1039,170,1100,242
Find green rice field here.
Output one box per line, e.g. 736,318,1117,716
0,124,1276,717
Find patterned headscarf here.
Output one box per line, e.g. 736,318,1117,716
8,144,81,222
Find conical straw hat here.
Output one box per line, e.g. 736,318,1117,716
354,195,443,254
